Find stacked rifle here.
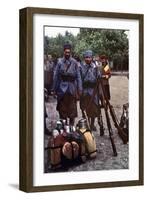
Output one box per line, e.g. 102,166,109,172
83,77,128,157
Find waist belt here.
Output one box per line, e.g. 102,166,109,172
83,81,96,88
61,74,75,82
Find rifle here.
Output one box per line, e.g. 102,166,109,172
82,77,117,156
97,109,105,136
102,99,117,156
82,110,91,131
97,80,117,156
96,80,105,136
99,79,128,144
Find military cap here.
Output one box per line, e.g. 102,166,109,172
99,54,108,60
83,50,93,58
63,43,72,50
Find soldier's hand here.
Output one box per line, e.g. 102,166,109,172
78,90,82,97
50,91,56,96
102,75,109,79
75,90,82,101
75,91,81,101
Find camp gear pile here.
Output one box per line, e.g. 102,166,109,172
48,119,97,170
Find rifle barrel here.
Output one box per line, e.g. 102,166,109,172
104,103,117,156
99,79,128,144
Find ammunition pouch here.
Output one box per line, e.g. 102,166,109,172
61,74,75,82
83,81,96,88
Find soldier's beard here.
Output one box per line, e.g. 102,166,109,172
85,61,91,65
65,55,70,60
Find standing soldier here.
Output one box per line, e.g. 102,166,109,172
52,43,82,125
80,50,101,131
99,55,111,101
44,54,54,95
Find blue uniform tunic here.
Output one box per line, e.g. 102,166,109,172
53,57,82,99
80,62,101,117
52,56,82,119
80,62,101,104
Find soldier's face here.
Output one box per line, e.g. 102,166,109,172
101,59,107,66
84,56,92,64
64,49,71,59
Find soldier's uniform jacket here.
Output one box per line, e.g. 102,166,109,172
53,57,82,100
80,63,101,104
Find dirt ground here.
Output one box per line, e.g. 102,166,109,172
44,75,129,173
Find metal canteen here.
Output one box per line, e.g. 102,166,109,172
78,118,88,129
56,120,63,130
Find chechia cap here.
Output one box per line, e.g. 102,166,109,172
83,50,93,58
63,43,72,50
99,54,108,60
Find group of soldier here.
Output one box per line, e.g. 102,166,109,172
45,43,111,131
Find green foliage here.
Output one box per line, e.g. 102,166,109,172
74,28,128,60
44,28,129,69
44,31,76,58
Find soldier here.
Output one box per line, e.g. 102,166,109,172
93,55,102,68
52,43,82,125
99,55,111,101
44,54,54,95
80,50,101,131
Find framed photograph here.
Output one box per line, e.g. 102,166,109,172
19,7,144,192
